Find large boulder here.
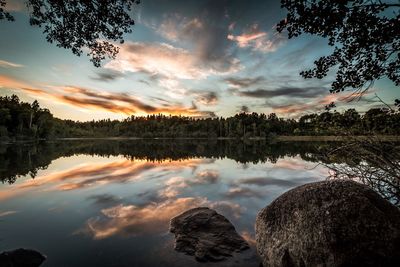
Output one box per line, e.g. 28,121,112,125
170,207,249,262
0,248,46,267
255,180,400,267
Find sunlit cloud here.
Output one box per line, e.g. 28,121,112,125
0,158,211,201
228,24,284,53
105,42,241,80
145,10,241,77
0,75,215,117
0,59,23,68
156,15,204,43
0,74,30,89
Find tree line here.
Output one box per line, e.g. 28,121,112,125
1,95,399,140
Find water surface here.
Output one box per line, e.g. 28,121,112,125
0,140,331,266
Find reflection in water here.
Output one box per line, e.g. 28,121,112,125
82,198,209,239
0,139,397,266
0,139,334,184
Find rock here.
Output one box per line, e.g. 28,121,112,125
170,207,249,262
255,180,400,267
0,248,46,267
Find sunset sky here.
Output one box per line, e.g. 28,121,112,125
0,0,398,121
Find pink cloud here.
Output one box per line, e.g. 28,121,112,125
228,24,283,53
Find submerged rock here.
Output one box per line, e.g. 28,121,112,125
170,207,249,262
255,180,400,267
0,248,46,267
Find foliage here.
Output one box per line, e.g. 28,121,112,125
0,0,13,21
322,137,400,206
1,95,399,140
0,95,54,139
278,0,400,100
1,0,140,66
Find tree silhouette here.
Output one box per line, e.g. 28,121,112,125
278,0,400,104
1,0,140,67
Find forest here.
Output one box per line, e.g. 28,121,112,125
1,94,399,140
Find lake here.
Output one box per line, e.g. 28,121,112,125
0,139,362,266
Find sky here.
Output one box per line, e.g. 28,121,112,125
0,0,398,121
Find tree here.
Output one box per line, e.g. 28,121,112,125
278,0,400,103
1,0,140,66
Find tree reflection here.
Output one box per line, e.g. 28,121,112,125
1,139,399,205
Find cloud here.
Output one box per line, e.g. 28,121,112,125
225,76,265,88
156,15,204,43
0,75,216,117
227,24,284,53
91,70,124,82
0,59,23,68
80,197,209,239
157,170,220,199
232,86,327,99
194,170,220,184
80,196,244,239
140,2,243,79
267,91,372,116
105,42,240,80
18,159,204,189
193,91,219,106
0,74,30,89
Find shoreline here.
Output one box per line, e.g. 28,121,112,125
1,135,400,143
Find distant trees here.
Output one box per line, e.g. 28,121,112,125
278,0,400,104
0,95,54,139
0,95,399,140
1,0,140,66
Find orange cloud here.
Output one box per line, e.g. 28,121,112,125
228,24,283,53
0,74,30,89
0,75,215,117
0,158,210,201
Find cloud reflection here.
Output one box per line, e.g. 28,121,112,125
80,197,244,240
0,158,210,201
82,197,209,239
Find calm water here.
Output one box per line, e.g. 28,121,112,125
0,140,333,266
